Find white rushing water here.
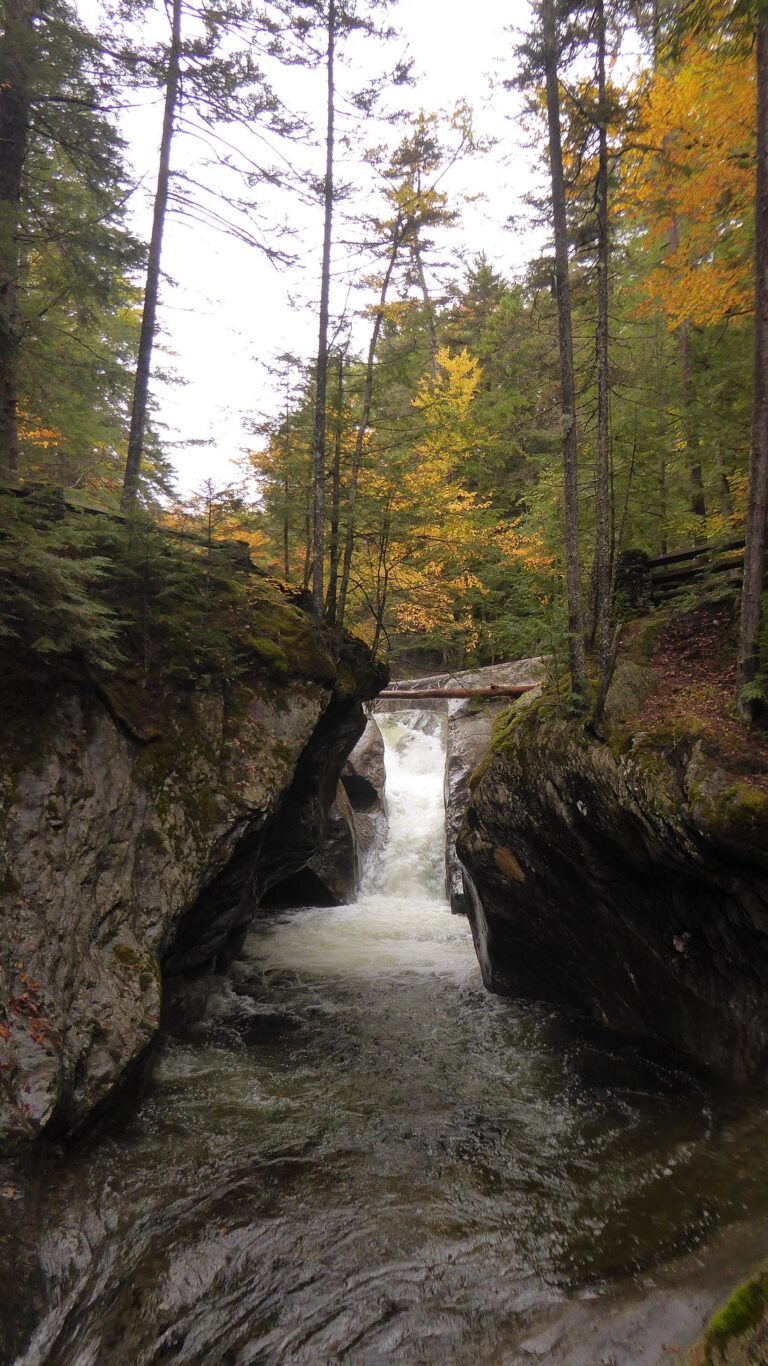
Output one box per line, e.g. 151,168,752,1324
249,711,478,982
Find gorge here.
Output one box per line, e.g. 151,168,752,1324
2,701,768,1364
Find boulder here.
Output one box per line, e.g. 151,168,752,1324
458,661,768,1081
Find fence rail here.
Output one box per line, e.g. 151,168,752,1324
641,539,747,603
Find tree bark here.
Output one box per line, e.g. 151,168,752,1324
542,0,587,702
678,321,706,523
378,685,537,699
324,349,344,625
593,0,612,680
311,0,336,615
336,221,400,627
282,472,290,579
121,0,182,508
302,510,312,590
736,17,768,719
0,0,34,477
413,239,438,377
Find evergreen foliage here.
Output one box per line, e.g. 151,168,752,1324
0,0,765,704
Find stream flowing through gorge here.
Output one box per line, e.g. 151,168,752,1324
3,712,768,1364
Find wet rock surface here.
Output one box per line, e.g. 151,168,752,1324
442,660,544,914
458,660,768,1080
341,715,388,872
306,781,360,904
0,625,384,1146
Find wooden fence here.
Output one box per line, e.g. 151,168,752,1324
615,539,748,606
645,539,745,603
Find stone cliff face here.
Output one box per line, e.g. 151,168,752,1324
442,661,543,914
458,661,768,1080
0,607,384,1147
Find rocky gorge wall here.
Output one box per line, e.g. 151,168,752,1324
0,601,384,1148
457,658,768,1081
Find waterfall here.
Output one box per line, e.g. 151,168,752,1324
249,710,476,981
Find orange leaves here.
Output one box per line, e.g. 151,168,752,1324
627,38,754,329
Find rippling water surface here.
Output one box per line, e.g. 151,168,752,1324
3,713,768,1365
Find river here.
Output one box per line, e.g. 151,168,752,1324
2,711,768,1364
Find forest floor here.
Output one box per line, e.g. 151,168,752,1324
630,600,768,791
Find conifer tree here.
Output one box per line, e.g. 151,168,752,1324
290,0,405,615
121,0,182,509
0,0,144,489
0,0,33,475
737,9,768,718
534,0,588,702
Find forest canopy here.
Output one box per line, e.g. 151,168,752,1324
0,0,766,716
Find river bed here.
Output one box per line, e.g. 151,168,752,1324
2,713,768,1364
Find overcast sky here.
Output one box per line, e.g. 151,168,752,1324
113,0,542,492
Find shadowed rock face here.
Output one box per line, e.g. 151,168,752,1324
305,781,360,905
443,661,544,915
263,715,390,910
0,630,385,1147
341,716,388,873
458,662,768,1081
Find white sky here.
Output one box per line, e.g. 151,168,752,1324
112,0,543,491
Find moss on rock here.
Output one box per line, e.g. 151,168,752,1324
682,1271,768,1364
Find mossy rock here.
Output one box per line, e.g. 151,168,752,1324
684,1270,768,1364
245,594,337,687
693,781,768,854
91,674,165,742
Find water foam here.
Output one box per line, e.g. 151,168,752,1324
248,711,478,981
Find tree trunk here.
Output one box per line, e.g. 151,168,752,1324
369,509,391,658
0,0,34,477
282,472,290,579
715,448,734,517
736,17,768,720
302,510,312,590
413,240,438,377
121,0,182,508
337,222,400,627
658,453,668,555
311,0,336,616
593,0,612,679
677,319,706,525
378,685,537,700
542,0,587,702
324,350,344,625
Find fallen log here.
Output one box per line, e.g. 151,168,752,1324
377,684,538,700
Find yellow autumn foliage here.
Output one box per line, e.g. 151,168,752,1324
627,37,754,329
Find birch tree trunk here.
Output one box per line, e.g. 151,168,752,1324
736,16,768,719
121,0,182,508
542,0,587,702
